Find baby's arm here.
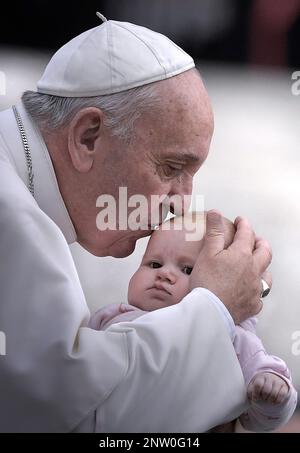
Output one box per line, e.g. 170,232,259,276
247,371,289,405
89,303,147,331
234,320,297,432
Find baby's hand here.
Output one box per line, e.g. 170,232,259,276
89,303,137,330
247,372,289,405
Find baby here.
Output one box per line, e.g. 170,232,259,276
89,212,297,432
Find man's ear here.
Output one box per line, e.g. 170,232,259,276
68,107,103,173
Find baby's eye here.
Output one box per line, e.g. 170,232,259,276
149,261,162,269
182,266,193,275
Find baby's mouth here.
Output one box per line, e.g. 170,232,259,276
149,284,172,296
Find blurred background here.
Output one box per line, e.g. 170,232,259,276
1,0,300,432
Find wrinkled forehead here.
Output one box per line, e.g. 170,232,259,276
136,70,214,158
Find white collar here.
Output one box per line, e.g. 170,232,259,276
0,102,77,244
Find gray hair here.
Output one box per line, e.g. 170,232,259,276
21,83,162,141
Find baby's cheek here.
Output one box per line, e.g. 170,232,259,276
127,275,139,305
127,269,149,308
175,278,190,303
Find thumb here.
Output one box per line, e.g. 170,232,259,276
203,210,225,256
119,303,137,313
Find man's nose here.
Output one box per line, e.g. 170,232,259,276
170,174,193,196
167,176,193,216
156,266,177,284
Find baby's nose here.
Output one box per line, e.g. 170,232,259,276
157,266,177,284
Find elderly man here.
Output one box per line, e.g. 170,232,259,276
0,15,272,432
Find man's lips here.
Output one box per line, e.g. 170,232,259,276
130,228,152,241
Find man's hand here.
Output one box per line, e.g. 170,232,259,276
189,210,272,324
247,372,289,405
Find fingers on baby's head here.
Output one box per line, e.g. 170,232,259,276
202,211,235,248
222,217,236,248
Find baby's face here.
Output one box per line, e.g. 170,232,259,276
128,226,203,311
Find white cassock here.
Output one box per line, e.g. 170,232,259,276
0,102,247,432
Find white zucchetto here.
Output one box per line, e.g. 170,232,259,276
37,13,195,97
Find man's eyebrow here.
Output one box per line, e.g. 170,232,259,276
165,152,200,164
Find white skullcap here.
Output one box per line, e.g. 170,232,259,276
37,13,195,97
